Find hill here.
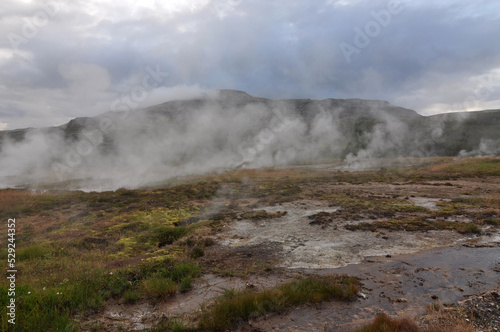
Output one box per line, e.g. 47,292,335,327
0,90,499,189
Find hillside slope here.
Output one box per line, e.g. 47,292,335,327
0,90,499,189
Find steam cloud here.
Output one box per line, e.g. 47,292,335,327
0,90,499,191
0,91,341,190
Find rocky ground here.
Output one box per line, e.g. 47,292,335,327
459,289,500,331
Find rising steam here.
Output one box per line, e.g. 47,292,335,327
0,90,499,191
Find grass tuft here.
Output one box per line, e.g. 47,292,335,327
198,275,358,331
347,218,482,234
151,317,191,332
17,244,51,261
179,276,193,293
484,218,500,226
153,225,189,247
123,289,141,304
354,313,419,332
142,276,177,299
189,247,204,259
240,210,287,220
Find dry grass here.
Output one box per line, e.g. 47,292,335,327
354,313,419,332
420,305,476,332
348,218,482,234
198,275,358,331
0,189,32,205
354,311,475,332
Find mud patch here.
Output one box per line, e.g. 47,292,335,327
158,273,288,316
220,200,468,268
409,197,444,211
99,302,152,331
84,274,289,331
202,242,282,273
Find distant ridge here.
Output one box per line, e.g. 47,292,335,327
1,89,498,155
0,89,499,190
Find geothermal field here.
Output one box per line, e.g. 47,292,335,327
1,91,500,331
2,0,500,331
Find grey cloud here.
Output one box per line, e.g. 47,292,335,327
1,0,500,129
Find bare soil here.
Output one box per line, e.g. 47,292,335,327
82,169,500,331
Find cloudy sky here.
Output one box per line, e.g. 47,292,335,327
1,0,500,130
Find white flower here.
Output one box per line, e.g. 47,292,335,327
110,272,113,275
43,287,46,290
28,291,31,294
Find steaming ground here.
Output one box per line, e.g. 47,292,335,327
219,200,467,269
75,159,500,331
0,89,499,191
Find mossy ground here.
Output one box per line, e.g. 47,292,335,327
0,157,498,330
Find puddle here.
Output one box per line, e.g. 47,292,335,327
462,230,500,247
97,244,500,332
220,200,468,269
102,302,152,331
408,197,443,211
90,194,499,331
252,245,500,331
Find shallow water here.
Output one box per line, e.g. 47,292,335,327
252,245,500,331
